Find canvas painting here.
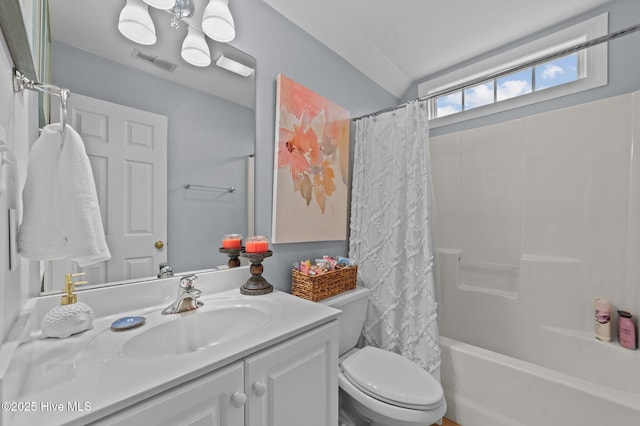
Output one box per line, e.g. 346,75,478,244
272,74,351,243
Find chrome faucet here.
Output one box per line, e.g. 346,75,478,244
161,274,203,315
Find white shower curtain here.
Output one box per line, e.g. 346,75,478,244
349,101,440,379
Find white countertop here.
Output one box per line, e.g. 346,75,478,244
2,269,339,426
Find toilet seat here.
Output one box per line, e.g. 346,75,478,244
340,346,443,410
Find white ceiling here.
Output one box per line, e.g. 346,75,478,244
264,0,615,98
49,0,255,108
50,0,616,104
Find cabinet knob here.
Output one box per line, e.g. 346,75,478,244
252,381,267,397
230,392,247,408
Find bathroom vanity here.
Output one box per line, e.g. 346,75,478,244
92,321,337,426
0,268,340,426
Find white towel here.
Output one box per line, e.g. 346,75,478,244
58,124,110,267
18,124,111,267
18,124,67,260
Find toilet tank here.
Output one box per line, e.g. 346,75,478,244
319,287,370,356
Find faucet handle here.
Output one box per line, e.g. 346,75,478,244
179,274,198,290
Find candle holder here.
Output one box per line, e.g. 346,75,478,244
239,250,273,295
219,247,243,268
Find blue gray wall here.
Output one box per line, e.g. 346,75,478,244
52,41,254,273
53,0,640,292
222,0,397,290
402,0,640,137
54,0,398,291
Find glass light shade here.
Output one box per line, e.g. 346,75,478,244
118,0,157,45
181,26,211,67
141,0,175,9
202,0,235,42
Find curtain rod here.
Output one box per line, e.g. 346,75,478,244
353,22,640,121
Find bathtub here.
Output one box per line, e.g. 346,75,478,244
440,333,640,426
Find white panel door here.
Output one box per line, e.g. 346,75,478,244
91,361,245,426
244,322,339,426
48,93,167,288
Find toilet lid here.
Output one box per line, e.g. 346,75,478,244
340,346,443,410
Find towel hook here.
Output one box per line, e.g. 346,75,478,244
13,68,71,137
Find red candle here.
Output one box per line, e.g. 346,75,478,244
245,236,269,253
222,234,243,249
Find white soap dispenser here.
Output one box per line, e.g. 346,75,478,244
41,273,95,339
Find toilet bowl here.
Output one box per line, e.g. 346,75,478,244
320,287,446,426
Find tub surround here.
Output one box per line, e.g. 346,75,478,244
0,267,340,425
440,337,640,425
432,91,640,425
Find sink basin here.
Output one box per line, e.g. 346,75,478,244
121,305,269,358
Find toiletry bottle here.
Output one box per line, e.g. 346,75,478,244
41,273,95,339
595,298,611,342
617,311,637,350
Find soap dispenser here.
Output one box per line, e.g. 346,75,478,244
41,273,95,339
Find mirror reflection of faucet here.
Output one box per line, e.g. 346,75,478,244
157,262,174,278
162,274,203,315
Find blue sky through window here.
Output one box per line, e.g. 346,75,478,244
535,53,578,91
464,81,494,110
497,69,532,101
436,92,462,117
435,52,579,118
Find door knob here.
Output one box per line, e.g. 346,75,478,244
230,392,247,408
252,381,267,397
154,241,164,249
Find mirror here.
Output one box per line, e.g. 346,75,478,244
2,0,256,293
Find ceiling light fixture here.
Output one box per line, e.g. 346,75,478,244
215,54,254,77
168,0,195,29
202,0,235,43
118,0,237,67
141,0,175,9
118,0,157,46
181,26,211,67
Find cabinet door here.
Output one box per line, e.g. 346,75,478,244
244,321,338,426
91,361,245,426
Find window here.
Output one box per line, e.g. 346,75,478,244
419,13,608,127
497,68,532,101
535,54,579,91
434,53,579,118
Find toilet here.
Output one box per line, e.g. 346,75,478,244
320,287,446,426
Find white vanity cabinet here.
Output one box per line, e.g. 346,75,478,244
91,361,245,426
244,321,338,426
91,321,338,426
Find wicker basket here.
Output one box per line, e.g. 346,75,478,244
291,266,358,302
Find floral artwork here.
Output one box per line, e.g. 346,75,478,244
272,74,351,243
